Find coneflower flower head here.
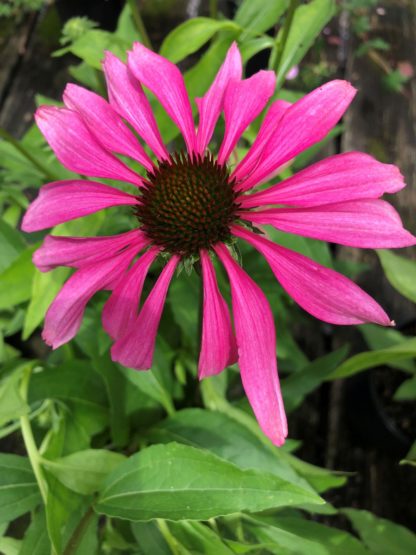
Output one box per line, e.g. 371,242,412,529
22,42,415,446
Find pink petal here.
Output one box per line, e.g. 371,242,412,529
35,107,143,186
198,250,237,378
43,246,138,349
236,80,357,191
21,180,137,232
232,225,392,326
195,42,242,154
103,52,169,161
102,247,160,340
63,83,153,171
111,255,180,369
33,230,147,272
232,100,291,183
214,243,287,446
240,152,405,208
128,43,196,154
218,70,276,165
242,199,416,248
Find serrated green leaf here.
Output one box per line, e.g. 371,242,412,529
96,443,323,521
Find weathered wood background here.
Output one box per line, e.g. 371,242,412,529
1,0,415,531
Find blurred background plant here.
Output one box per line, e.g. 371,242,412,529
0,1,415,554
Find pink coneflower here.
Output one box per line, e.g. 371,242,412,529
22,43,414,446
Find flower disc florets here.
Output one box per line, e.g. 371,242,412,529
136,152,239,256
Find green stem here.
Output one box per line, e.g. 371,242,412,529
127,0,153,50
63,507,94,555
157,519,183,555
0,127,58,182
209,0,218,19
272,0,300,72
20,366,48,505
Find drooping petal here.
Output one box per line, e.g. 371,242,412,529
33,229,147,272
102,247,160,340
214,243,287,446
35,106,143,186
232,99,291,182
198,250,237,378
128,43,196,153
217,70,276,165
111,255,180,369
240,152,405,209
103,52,169,161
21,180,138,232
63,83,153,171
43,246,138,349
236,80,357,191
195,42,242,154
242,199,416,249
232,225,392,326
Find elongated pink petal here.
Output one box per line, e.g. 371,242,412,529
240,152,405,209
103,52,169,161
198,250,237,378
33,230,147,272
21,180,137,232
195,42,242,154
232,100,291,182
214,243,287,446
237,80,357,191
242,199,416,248
43,247,138,349
111,255,180,369
218,71,276,165
232,225,391,326
35,107,143,186
128,43,196,153
63,84,153,171
102,247,160,340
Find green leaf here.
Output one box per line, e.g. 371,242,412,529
343,509,416,555
160,18,240,63
275,0,336,88
247,514,369,555
131,521,171,554
96,443,323,521
377,250,416,303
394,376,416,401
282,346,349,412
0,537,21,555
240,36,275,63
0,366,29,426
0,220,26,273
327,338,416,380
54,30,130,70
360,324,416,373
19,509,51,555
168,521,235,554
0,454,41,524
23,266,70,339
121,365,175,415
150,408,312,490
0,245,37,310
235,0,288,35
42,449,125,495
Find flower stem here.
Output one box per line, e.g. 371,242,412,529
127,0,153,50
0,127,59,182
19,365,48,505
156,519,183,555
209,0,218,19
63,507,94,555
271,0,300,73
